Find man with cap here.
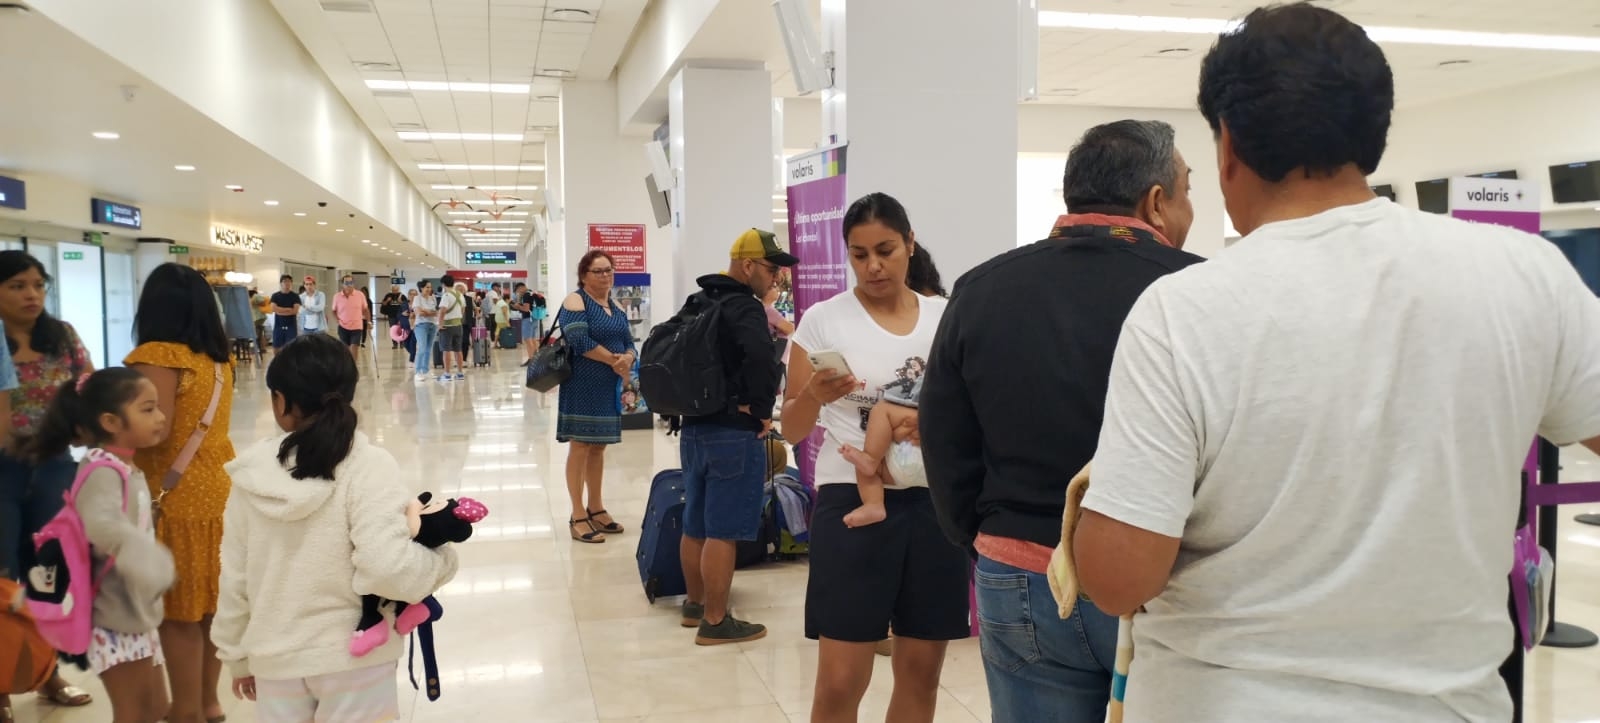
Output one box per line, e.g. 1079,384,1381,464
678,228,798,646
299,275,328,336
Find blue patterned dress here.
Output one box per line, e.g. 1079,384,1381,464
556,292,636,444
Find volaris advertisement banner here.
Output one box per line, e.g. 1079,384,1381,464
786,144,849,490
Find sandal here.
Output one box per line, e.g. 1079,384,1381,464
39,682,92,707
586,508,624,535
569,517,606,544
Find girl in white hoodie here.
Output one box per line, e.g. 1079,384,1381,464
211,334,458,722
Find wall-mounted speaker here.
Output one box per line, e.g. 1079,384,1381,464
773,0,826,95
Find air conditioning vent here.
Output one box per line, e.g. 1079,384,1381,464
371,89,412,99
320,0,373,12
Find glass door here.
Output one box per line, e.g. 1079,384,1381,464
104,249,137,366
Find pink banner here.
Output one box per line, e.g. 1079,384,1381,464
786,149,849,490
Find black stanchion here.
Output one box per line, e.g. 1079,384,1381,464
1536,441,1598,649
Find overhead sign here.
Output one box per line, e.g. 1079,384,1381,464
81,232,103,246
91,198,142,230
587,224,646,273
0,175,24,210
211,226,264,254
1449,176,1540,234
465,250,517,265
169,245,190,254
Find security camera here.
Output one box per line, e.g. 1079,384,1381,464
317,201,328,208
348,213,356,218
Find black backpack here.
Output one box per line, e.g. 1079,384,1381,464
639,291,735,417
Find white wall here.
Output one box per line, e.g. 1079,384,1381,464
1376,69,1600,231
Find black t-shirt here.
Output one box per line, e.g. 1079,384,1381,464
518,292,536,312
270,291,300,328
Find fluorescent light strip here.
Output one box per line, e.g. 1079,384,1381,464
476,220,526,225
467,243,520,247
398,131,524,142
448,211,531,216
439,199,526,205
431,185,540,190
365,79,530,94
1037,11,1600,52
419,163,544,172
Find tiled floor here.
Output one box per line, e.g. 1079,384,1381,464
13,345,1600,722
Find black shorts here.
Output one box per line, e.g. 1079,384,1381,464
338,327,364,346
805,484,971,642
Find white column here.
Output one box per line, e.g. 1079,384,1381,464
546,121,567,299
558,79,664,321
668,64,774,301
821,0,1019,279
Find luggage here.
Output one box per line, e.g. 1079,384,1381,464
498,325,520,349
0,579,57,694
637,470,688,603
470,326,490,340
764,470,811,560
432,337,444,370
471,336,491,367
638,291,737,417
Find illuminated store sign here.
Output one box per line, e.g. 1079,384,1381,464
211,226,264,254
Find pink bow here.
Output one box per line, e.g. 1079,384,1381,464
75,373,92,393
453,497,488,523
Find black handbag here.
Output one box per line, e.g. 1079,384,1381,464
525,316,572,393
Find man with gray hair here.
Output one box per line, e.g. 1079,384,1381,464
921,119,1202,721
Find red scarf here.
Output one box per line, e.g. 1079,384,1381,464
1049,213,1174,248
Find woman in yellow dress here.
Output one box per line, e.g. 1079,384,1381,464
127,264,235,723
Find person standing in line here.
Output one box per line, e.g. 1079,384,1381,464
411,281,439,383
380,285,404,349
269,275,300,352
677,229,798,644
921,120,1201,722
212,334,458,722
558,251,636,544
781,193,969,723
298,276,327,338
331,275,366,366
1072,5,1600,722
248,287,268,354
399,288,417,363
0,251,96,716
513,282,538,365
434,276,466,382
127,263,237,723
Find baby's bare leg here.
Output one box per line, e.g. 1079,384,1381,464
841,403,906,528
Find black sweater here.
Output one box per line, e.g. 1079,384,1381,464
681,274,781,433
921,222,1204,551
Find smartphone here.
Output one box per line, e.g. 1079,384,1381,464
808,350,854,378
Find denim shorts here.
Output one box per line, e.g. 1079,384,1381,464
679,424,767,542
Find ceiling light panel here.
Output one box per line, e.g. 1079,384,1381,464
1036,12,1600,52
419,163,544,171
365,79,531,94
432,185,539,190
398,131,524,141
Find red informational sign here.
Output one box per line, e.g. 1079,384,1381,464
587,224,647,273
444,269,528,283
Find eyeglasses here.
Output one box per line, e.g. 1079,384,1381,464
754,261,779,274
589,267,615,276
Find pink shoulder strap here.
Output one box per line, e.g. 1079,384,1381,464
160,363,225,493
69,450,132,515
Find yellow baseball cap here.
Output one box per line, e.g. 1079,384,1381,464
730,228,799,267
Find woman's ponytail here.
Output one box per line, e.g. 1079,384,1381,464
265,334,359,480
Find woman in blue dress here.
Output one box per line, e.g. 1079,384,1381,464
557,250,637,543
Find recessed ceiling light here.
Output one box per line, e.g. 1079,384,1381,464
364,79,530,94
418,163,544,172
1037,11,1600,52
224,184,244,191
335,228,345,232
354,61,398,71
398,131,524,142
361,239,371,244
92,131,120,140
293,212,307,217
263,200,280,206
317,221,328,225
174,165,196,172
535,69,574,78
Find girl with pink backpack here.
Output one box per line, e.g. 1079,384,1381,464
23,368,176,723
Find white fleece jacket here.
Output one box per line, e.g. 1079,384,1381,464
211,432,459,681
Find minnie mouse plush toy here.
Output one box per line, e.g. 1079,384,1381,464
350,492,487,656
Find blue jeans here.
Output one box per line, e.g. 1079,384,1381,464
678,424,766,541
976,555,1119,723
0,452,77,580
412,324,438,376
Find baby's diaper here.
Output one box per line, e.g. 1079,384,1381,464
885,440,927,488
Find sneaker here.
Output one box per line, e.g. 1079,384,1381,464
680,602,704,629
695,615,766,646
437,375,452,383
454,373,465,381
414,374,429,383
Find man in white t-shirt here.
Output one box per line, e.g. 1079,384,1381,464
299,276,327,335
1072,5,1600,723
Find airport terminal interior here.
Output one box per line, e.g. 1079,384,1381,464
5,0,1600,721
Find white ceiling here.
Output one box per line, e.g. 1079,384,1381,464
0,10,413,267
768,0,1600,109
275,0,648,251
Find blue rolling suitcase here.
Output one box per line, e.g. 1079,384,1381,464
637,470,688,603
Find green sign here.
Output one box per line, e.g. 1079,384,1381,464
62,251,84,261
169,245,189,254
81,231,103,246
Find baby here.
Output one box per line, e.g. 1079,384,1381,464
838,377,925,527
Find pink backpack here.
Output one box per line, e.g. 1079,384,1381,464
24,449,129,655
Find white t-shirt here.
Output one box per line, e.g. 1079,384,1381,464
299,289,326,330
790,291,946,489
1084,199,1600,723
438,289,464,323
